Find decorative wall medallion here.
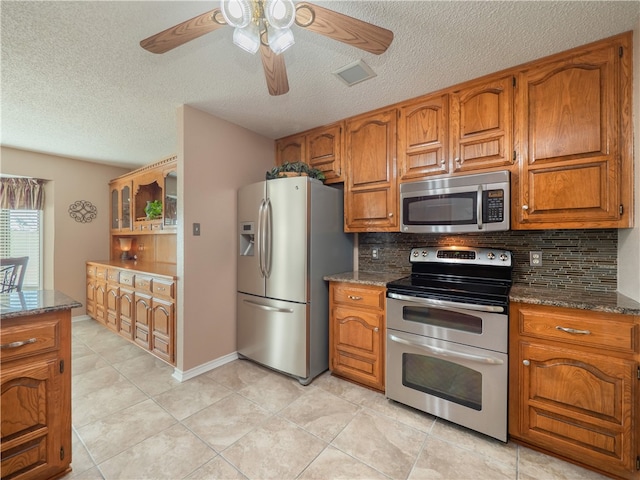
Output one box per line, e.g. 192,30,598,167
68,200,97,223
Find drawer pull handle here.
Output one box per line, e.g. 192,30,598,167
555,326,591,335
347,295,362,301
1,338,37,350
157,287,166,291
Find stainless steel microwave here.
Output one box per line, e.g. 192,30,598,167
400,171,510,233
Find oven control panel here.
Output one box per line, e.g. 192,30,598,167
410,246,512,266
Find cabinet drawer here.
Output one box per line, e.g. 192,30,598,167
0,319,59,362
106,269,120,283
135,275,153,294
152,279,174,299
95,266,107,281
332,284,385,310
119,272,134,286
515,304,638,353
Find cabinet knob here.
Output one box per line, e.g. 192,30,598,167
523,360,530,366
522,205,529,210
455,157,462,165
388,213,394,217
440,159,446,165
373,327,379,332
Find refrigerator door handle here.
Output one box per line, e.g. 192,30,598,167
264,198,273,278
242,299,294,313
257,199,266,278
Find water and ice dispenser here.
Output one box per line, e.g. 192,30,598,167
239,221,255,256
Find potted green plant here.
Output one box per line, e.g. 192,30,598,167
144,200,162,220
265,161,326,182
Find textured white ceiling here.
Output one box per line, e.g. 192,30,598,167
2,1,639,168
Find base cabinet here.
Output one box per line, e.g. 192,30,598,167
329,282,385,391
86,262,176,365
509,302,640,479
0,310,72,480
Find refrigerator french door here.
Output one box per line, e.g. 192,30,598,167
237,177,352,384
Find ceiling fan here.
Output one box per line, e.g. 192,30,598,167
140,0,394,96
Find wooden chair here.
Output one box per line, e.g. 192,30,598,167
0,256,29,293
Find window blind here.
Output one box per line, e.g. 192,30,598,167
0,209,42,289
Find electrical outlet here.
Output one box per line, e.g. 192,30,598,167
529,251,542,266
372,247,380,260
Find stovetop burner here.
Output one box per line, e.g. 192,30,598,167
386,246,514,307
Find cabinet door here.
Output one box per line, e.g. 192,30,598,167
118,287,134,339
275,134,305,165
151,297,175,364
398,94,449,181
0,358,61,480
105,284,119,332
515,37,631,228
134,293,151,349
330,305,384,391
450,75,514,173
306,123,344,183
516,341,636,477
86,278,96,318
344,109,398,232
94,282,107,324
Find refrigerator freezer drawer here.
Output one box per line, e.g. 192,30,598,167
237,293,309,380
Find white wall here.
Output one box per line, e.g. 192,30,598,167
0,147,130,314
177,105,274,372
618,23,640,302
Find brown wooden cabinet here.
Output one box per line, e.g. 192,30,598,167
86,262,176,365
0,309,72,480
275,123,345,184
344,109,398,232
450,74,514,174
509,302,640,479
397,94,449,181
110,178,132,232
329,282,386,391
514,33,632,229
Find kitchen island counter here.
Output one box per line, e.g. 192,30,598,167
1,289,82,320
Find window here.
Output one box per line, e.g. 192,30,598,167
0,209,43,289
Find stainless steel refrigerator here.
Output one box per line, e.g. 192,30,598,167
237,176,353,384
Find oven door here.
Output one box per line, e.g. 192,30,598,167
386,294,508,353
386,329,508,442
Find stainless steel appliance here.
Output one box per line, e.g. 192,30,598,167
386,246,513,441
237,176,353,385
400,171,510,234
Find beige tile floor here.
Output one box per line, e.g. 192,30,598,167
65,319,611,480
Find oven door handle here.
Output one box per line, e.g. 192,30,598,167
388,333,504,365
387,292,505,313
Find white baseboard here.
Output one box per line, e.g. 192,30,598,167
72,314,92,323
172,351,239,382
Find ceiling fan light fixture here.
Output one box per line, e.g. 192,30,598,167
264,0,295,29
268,26,295,55
233,23,260,54
221,0,253,28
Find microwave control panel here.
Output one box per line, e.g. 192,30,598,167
484,190,504,222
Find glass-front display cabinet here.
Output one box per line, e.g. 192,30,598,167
110,179,132,232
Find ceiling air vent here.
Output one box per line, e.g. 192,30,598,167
333,59,376,87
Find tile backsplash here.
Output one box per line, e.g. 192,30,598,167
358,229,618,293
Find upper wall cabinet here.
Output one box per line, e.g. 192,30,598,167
397,94,449,181
275,123,345,184
450,75,514,174
344,109,398,232
110,179,132,232
514,33,632,229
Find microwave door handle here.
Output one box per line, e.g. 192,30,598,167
388,334,504,365
477,184,483,230
387,292,504,313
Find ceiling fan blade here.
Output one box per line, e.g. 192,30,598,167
295,2,393,55
140,8,226,54
260,43,290,96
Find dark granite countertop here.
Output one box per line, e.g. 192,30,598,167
323,271,640,316
87,259,177,278
0,290,82,320
509,284,640,315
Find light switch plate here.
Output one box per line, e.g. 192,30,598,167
193,223,201,236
